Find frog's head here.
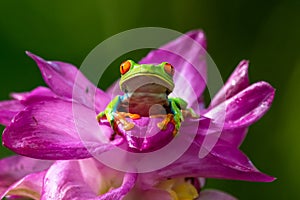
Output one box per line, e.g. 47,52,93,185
119,60,175,94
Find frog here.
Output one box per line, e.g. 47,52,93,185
97,60,198,140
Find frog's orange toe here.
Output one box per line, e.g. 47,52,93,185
157,121,167,130
128,113,141,120
123,122,135,131
157,114,176,131
169,118,179,136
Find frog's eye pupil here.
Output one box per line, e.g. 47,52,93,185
164,63,174,76
120,60,131,75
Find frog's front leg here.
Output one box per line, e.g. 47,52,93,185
156,98,199,136
169,98,184,136
152,98,183,136
97,96,135,133
97,96,120,127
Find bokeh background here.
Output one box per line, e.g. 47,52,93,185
0,0,299,199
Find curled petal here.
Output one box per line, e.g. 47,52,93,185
100,116,175,152
204,81,275,129
0,156,52,195
42,160,97,200
1,171,45,200
3,99,116,160
210,60,249,107
42,159,136,200
26,52,110,112
198,189,237,200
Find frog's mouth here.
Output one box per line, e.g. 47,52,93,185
120,74,174,94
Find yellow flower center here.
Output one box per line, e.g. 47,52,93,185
156,178,199,200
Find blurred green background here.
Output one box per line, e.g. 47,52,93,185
0,0,299,199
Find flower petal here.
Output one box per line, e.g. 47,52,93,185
219,128,248,148
155,143,275,182
0,155,52,195
210,60,250,108
1,171,45,200
26,52,110,112
140,30,207,109
0,87,57,126
3,99,116,160
10,86,56,102
103,116,175,152
142,117,274,183
42,159,136,200
204,81,275,129
42,160,99,200
198,189,237,200
0,100,24,126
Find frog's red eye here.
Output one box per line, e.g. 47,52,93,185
164,63,174,76
120,60,131,75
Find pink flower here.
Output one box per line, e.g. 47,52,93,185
0,30,275,199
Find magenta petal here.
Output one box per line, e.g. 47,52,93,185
208,145,275,182
147,117,275,182
10,86,56,102
204,81,275,129
42,159,136,200
156,143,275,182
0,87,57,126
140,30,207,109
3,99,115,160
0,155,52,196
26,52,110,112
0,87,58,126
198,189,237,200
0,100,24,126
108,117,175,152
210,60,250,107
219,128,248,148
1,171,45,200
42,160,99,200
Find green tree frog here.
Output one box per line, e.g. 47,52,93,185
97,60,198,139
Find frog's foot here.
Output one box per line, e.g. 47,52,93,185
156,113,174,130
114,112,135,131
150,114,179,136
127,113,141,120
117,112,141,120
